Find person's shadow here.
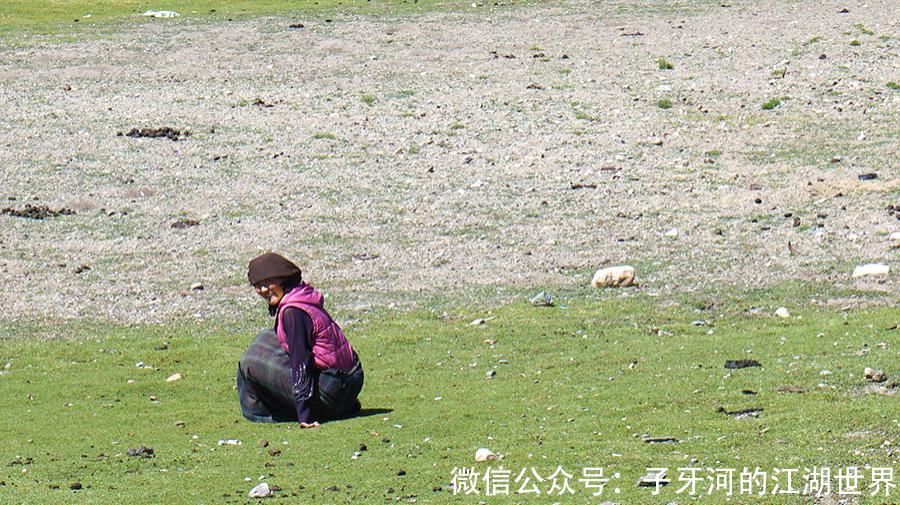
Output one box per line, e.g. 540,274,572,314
326,408,392,423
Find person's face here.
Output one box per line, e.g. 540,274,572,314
254,279,286,307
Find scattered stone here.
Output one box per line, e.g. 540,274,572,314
724,359,761,369
69,482,83,490
717,407,763,419
142,10,179,18
470,318,486,326
852,263,890,278
570,182,596,189
250,98,274,108
268,448,281,457
475,448,497,462
864,368,887,383
8,456,33,466
126,446,155,458
218,439,241,446
174,420,185,427
777,386,804,393
741,389,757,395
189,283,204,291
486,369,496,378
774,307,791,318
397,469,407,476
166,373,183,382
154,343,169,351
857,173,878,181
591,265,636,288
171,219,200,229
288,23,304,29
664,228,678,238
325,485,339,491
121,127,189,141
642,436,678,443
248,482,272,498
529,291,553,307
1,204,76,220
637,468,669,487
258,440,269,448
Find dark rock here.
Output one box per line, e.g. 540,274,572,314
724,359,761,369
69,482,83,490
171,219,200,229
857,173,878,181
126,446,154,458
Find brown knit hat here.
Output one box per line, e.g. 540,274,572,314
247,252,302,286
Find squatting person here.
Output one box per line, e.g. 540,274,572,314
237,252,363,428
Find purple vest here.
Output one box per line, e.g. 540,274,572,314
275,283,356,371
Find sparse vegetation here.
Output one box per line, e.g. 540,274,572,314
657,57,674,70
657,98,673,109
312,131,337,140
854,23,875,35
761,97,782,110
360,94,376,106
887,81,900,90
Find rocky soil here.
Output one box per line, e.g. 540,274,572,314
0,0,897,326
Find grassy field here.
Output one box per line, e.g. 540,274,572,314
1,286,896,504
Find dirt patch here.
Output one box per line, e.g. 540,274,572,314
0,0,897,324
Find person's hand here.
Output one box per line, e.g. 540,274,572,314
299,421,320,429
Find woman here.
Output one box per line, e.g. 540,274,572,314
237,252,363,428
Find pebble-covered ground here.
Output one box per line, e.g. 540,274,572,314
0,0,897,326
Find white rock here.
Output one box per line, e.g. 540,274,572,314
248,482,272,498
852,263,890,278
142,10,179,17
774,307,791,318
664,228,679,238
218,439,241,446
190,283,204,291
166,373,183,382
591,266,636,288
475,448,496,462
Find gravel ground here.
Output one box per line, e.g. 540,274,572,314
0,0,898,326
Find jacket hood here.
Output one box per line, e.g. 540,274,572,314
283,282,324,308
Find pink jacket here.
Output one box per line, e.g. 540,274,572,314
275,283,356,371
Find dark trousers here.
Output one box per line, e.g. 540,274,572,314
237,329,363,423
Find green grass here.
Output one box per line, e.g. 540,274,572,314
0,0,504,39
761,97,783,110
1,291,896,504
360,94,376,107
657,57,674,70
657,98,673,109
887,82,900,91
312,131,337,140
